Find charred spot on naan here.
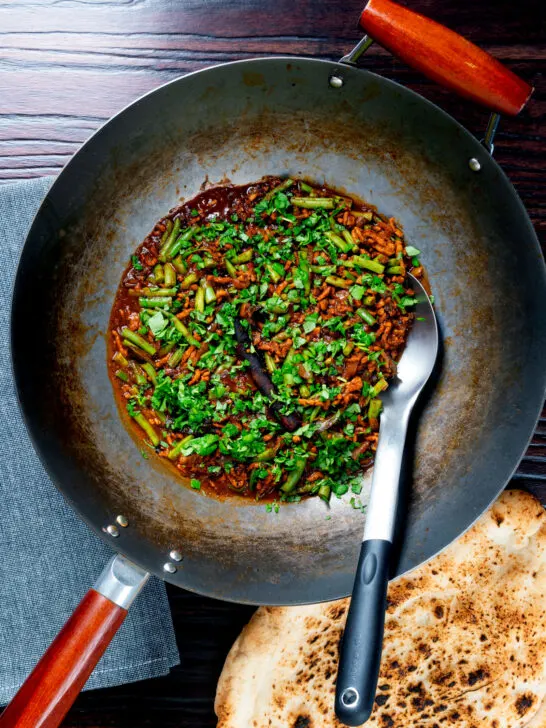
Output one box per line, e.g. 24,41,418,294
516,693,535,717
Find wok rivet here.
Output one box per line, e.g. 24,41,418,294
468,157,481,172
163,562,177,574
116,515,129,528
329,74,344,89
169,550,183,562
105,524,119,538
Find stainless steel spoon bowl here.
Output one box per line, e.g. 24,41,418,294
336,274,439,726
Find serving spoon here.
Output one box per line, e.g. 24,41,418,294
335,273,439,726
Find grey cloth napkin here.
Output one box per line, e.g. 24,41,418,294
0,177,180,705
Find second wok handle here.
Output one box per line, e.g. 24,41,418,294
359,0,532,115
0,555,149,728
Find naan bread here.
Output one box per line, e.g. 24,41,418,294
216,490,546,728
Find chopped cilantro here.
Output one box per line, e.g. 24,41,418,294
147,311,167,337
303,313,319,333
190,479,201,490
132,255,143,271
349,284,365,301
183,434,219,456
126,400,139,417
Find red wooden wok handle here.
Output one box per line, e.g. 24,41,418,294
0,556,149,728
359,0,532,115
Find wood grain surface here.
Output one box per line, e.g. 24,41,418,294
1,0,545,726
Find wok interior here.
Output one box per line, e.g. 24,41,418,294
13,59,546,604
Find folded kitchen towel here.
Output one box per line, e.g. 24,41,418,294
0,177,180,705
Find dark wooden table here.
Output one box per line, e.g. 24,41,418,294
2,0,545,725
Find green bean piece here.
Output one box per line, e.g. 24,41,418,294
225,259,238,277
167,347,185,368
280,460,306,493
296,482,318,494
159,219,173,246
325,231,353,253
115,369,129,382
300,181,314,194
386,265,404,275
299,384,311,398
142,362,157,385
159,218,181,261
254,447,278,462
181,272,198,289
121,328,156,356
202,255,216,269
310,265,332,274
283,371,296,387
309,406,322,423
124,341,154,363
266,264,282,284
325,275,352,289
172,255,187,274
291,197,335,209
342,229,355,248
132,412,160,447
343,341,355,357
169,315,200,347
368,398,382,421
168,434,194,460
266,178,294,198
232,249,253,264
113,351,128,367
299,250,311,295
357,308,377,326
167,228,195,260
350,256,385,274
318,483,331,502
284,348,296,366
204,284,217,304
195,286,205,313
265,353,277,374
353,211,373,221
158,341,175,356
128,361,148,386
163,263,177,288
152,263,164,284
128,287,176,297
139,297,173,308
372,378,389,397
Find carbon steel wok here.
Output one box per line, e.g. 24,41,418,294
3,0,546,725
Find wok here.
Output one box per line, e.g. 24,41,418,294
3,0,546,725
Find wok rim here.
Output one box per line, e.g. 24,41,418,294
10,56,546,602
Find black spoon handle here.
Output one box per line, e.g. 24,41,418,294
335,539,392,727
